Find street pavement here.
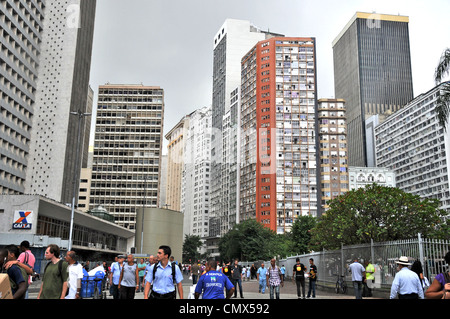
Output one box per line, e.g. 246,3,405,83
27,274,380,300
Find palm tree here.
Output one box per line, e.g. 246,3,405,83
435,48,450,130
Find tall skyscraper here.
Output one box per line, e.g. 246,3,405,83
317,99,349,210
0,0,45,195
90,84,164,229
181,106,211,246
210,19,283,238
333,12,414,167
24,0,96,203
240,37,319,234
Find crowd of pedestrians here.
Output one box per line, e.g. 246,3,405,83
1,240,449,300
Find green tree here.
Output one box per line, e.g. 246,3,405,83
218,219,277,261
182,234,203,263
435,48,450,130
288,215,316,254
310,184,449,250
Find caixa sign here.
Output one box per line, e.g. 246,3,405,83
12,211,33,230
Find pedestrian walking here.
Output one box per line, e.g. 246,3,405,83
267,258,283,299
246,265,251,281
231,258,244,298
251,263,257,280
390,256,424,299
349,258,366,299
109,255,124,299
280,264,286,282
194,259,235,299
306,258,317,298
425,250,450,299
191,262,200,285
144,245,184,299
411,260,429,292
222,261,232,280
292,257,306,299
0,245,27,299
257,262,268,294
37,244,69,299
64,251,83,299
17,240,35,298
137,258,146,292
363,260,375,297
119,254,139,299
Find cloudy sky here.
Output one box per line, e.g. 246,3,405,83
88,0,450,152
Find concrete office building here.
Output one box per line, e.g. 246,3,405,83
90,84,164,229
333,12,414,167
0,0,45,195
375,83,450,213
180,106,211,245
24,0,96,204
240,37,319,234
165,115,190,212
317,99,349,210
210,19,284,238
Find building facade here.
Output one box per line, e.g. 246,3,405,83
0,1,43,194
333,12,414,167
375,83,450,212
210,19,284,238
165,115,190,212
181,106,211,244
317,99,349,209
348,166,396,190
24,0,96,204
240,37,320,234
90,84,164,229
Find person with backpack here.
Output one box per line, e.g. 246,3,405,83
37,244,69,299
0,245,28,299
267,258,284,299
144,245,183,299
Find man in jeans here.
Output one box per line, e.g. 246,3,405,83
267,258,284,299
231,259,244,298
349,258,366,299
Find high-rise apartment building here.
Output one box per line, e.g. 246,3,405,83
210,19,283,237
240,37,319,234
0,0,45,194
333,12,414,167
24,0,96,204
375,83,450,213
317,99,349,209
181,106,211,244
90,84,164,229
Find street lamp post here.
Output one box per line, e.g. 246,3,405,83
68,110,91,251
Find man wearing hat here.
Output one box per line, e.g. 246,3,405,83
389,256,424,299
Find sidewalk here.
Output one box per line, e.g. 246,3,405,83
27,275,379,299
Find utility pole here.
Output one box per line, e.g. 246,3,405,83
68,110,91,251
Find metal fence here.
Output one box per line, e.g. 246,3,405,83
244,234,450,291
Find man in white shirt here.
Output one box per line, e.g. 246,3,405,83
64,251,84,299
390,256,424,299
349,258,366,299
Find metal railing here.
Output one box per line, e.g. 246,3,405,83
243,234,449,291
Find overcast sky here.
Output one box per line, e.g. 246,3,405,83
88,0,450,153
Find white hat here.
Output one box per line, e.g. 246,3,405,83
396,256,411,266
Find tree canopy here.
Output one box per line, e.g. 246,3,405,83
309,184,450,250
